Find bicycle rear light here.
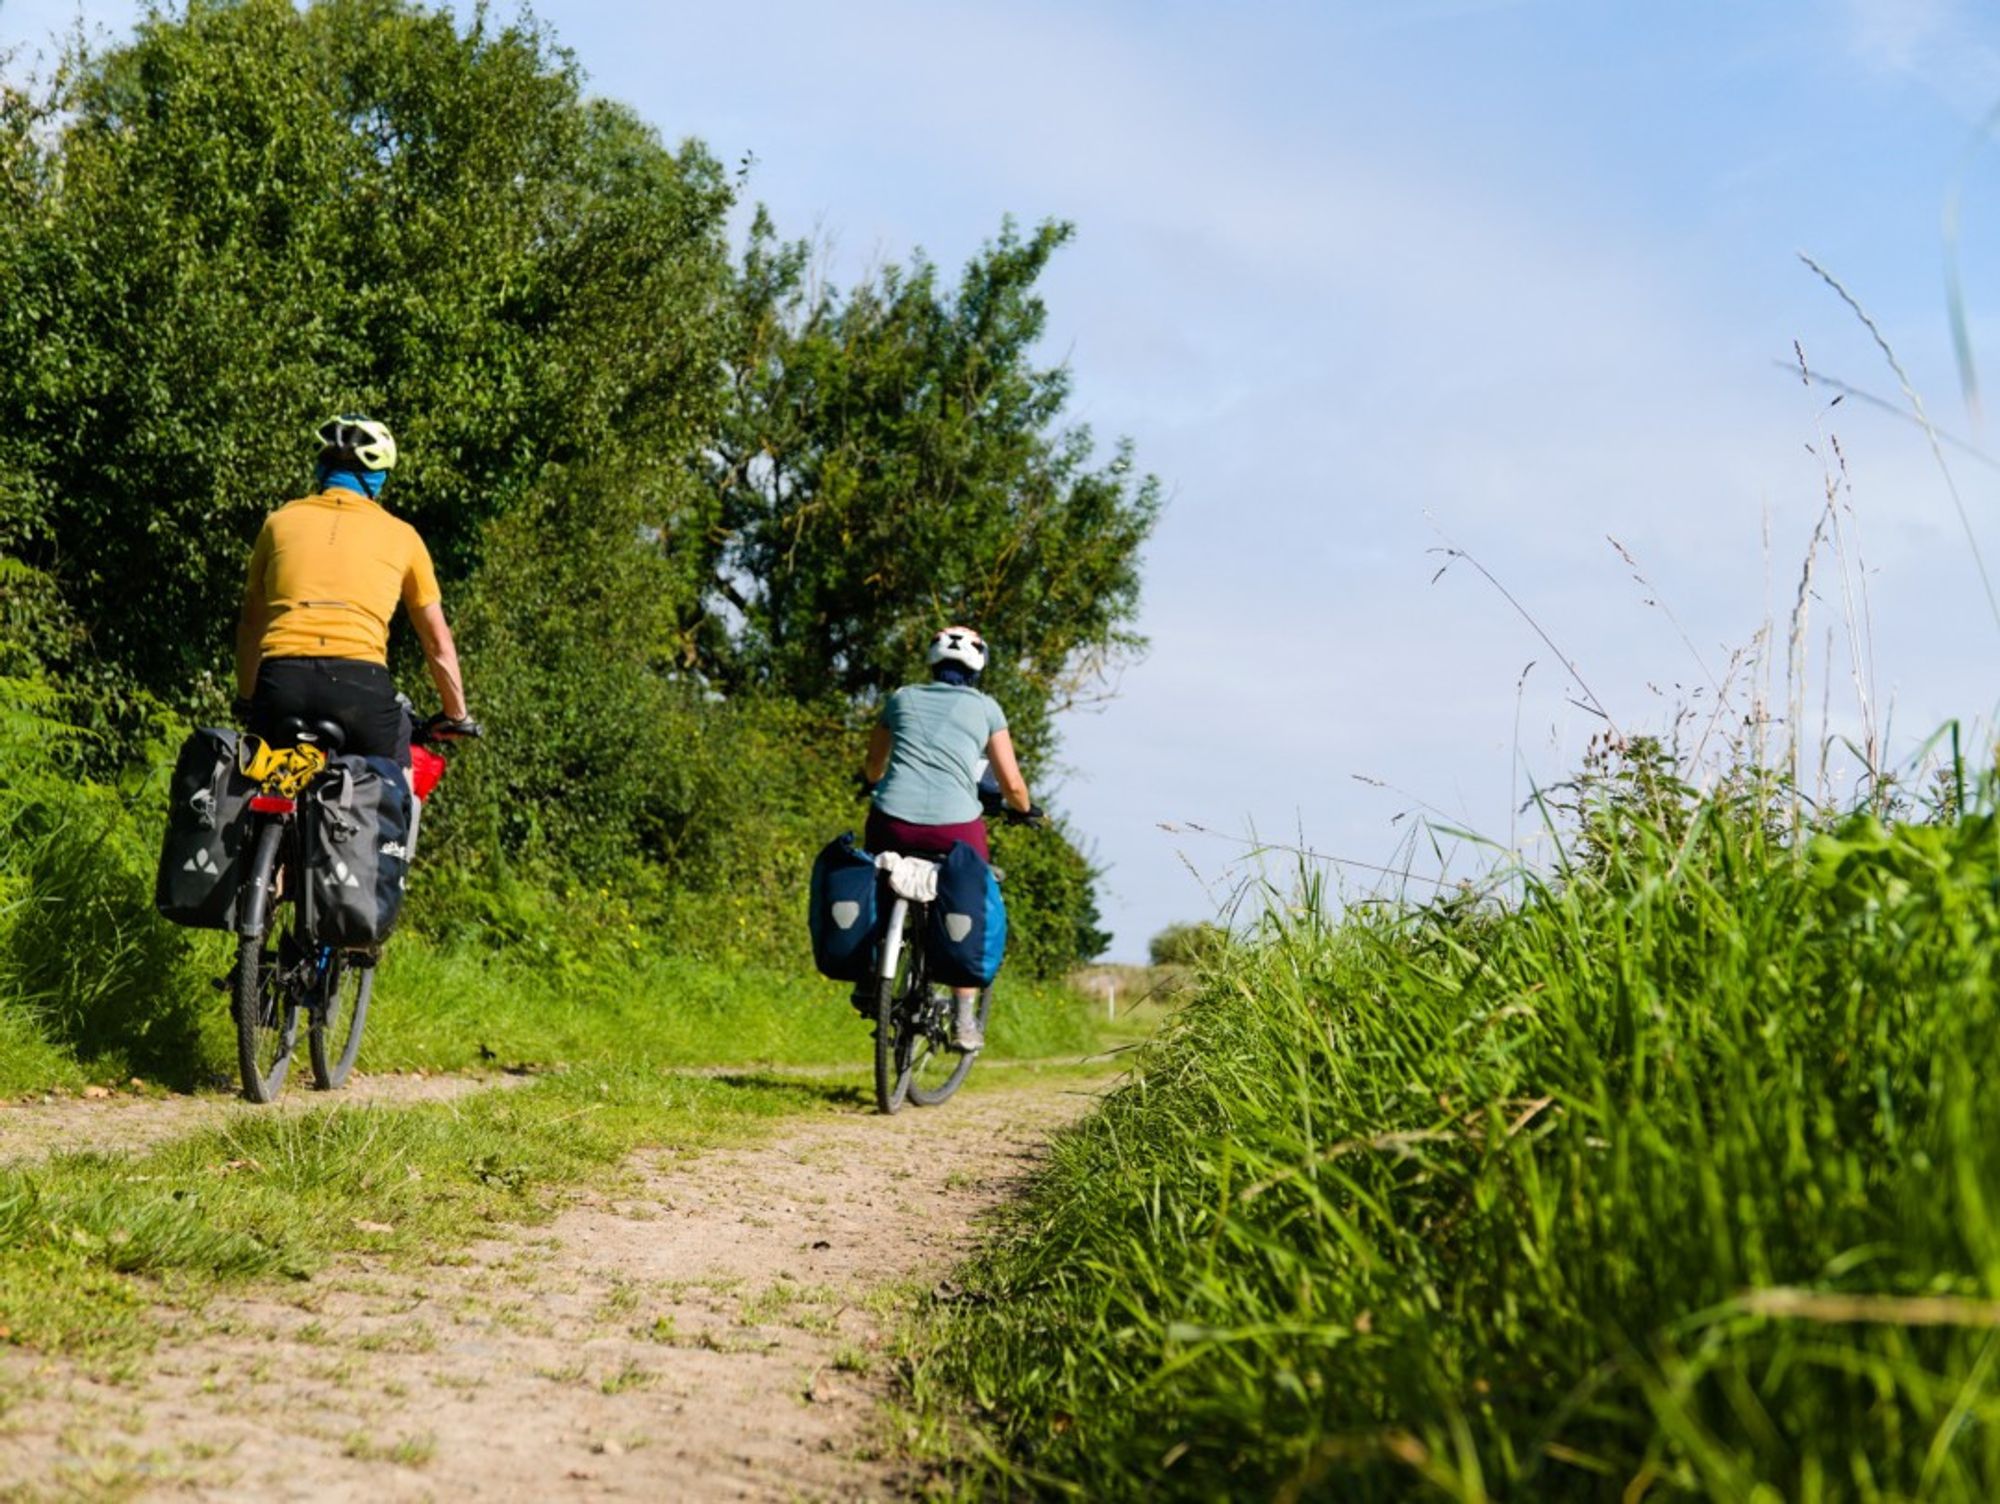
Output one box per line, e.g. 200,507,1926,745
410,744,446,801
249,794,296,814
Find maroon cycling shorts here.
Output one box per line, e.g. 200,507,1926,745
865,808,989,862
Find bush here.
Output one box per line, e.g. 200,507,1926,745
1146,920,1226,967
0,681,227,1090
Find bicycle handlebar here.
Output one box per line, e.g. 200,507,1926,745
415,713,484,747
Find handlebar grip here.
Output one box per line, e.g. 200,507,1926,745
1003,805,1046,828
418,713,484,744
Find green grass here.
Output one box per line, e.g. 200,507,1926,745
0,786,1104,1093
0,677,1107,1094
911,757,2000,1500
0,1062,853,1361
357,938,1102,1076
0,927,1104,1096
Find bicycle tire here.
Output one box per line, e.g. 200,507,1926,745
233,821,300,1103
873,937,919,1116
907,987,989,1107
309,951,372,1090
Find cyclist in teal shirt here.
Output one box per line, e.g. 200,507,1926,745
863,626,1034,1049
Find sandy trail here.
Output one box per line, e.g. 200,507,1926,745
0,1071,521,1166
0,1072,1099,1500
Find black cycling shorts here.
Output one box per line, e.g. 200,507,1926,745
250,657,410,767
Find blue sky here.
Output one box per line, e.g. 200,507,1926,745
11,0,2000,957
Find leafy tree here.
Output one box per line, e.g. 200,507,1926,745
0,0,1155,976
706,215,1160,760
0,0,730,703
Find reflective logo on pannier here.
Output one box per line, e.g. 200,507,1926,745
945,913,973,943
831,900,861,931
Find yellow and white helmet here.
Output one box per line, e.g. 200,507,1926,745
315,414,398,472
927,625,988,674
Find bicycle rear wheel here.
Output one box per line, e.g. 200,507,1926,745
873,939,922,1116
233,821,301,1103
309,951,373,1090
906,987,989,1107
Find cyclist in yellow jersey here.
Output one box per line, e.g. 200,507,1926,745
235,416,478,765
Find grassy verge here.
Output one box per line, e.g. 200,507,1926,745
356,939,1104,1077
0,931,1105,1097
0,681,1109,1095
0,859,1104,1095
910,765,2000,1500
0,1062,853,1368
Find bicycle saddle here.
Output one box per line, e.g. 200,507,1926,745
273,716,348,753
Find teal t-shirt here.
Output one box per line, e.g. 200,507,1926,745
874,682,1008,826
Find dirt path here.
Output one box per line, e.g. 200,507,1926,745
0,1073,1100,1500
0,1071,521,1166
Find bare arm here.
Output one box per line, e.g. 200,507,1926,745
985,729,1031,813
409,601,469,720
864,725,893,785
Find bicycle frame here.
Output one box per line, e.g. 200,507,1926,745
875,881,923,989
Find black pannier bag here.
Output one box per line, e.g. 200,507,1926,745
926,840,1008,989
155,727,259,929
304,755,413,947
809,833,883,982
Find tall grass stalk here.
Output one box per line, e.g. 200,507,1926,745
915,764,2000,1497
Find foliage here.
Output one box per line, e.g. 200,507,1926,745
0,677,222,1089
706,215,1161,762
915,757,2000,1500
0,0,1144,1069
0,675,1101,1095
1145,920,1226,967
0,0,732,710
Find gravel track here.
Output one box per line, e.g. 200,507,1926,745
0,1072,1099,1500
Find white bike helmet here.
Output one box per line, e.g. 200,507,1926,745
315,414,398,472
927,625,988,674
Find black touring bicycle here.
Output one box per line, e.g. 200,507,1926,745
817,778,1040,1115
157,711,475,1102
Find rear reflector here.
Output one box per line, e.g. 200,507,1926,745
249,795,296,814
410,745,446,801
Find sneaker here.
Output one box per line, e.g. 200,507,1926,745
951,996,985,1052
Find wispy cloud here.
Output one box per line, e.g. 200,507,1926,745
1843,0,2000,116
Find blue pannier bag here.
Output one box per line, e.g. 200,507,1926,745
809,833,882,982
927,840,1007,989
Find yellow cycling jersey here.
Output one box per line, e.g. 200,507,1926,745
238,487,440,691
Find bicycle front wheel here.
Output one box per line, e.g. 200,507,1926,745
233,821,301,1103
309,951,373,1090
907,988,989,1107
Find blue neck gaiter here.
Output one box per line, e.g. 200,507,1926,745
317,465,387,500
932,663,977,688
